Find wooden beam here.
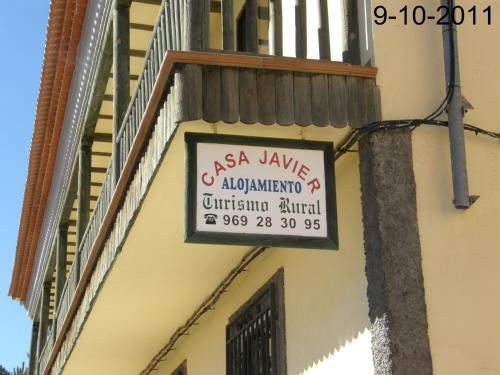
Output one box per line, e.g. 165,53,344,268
318,0,331,60
184,0,204,51
343,0,360,64
221,0,234,50
55,224,68,308
76,137,92,276
83,13,113,139
109,73,140,81
130,49,147,58
93,133,113,143
36,282,51,361
162,51,377,78
92,151,112,157
133,0,162,5
97,114,113,120
210,0,221,13
130,22,154,32
269,0,283,56
114,3,131,186
60,157,79,224
245,0,258,53
28,322,39,375
91,167,108,174
295,0,307,58
212,2,269,19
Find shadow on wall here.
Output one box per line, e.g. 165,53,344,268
278,247,374,375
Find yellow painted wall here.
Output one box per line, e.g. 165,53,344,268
154,121,374,375
372,0,500,373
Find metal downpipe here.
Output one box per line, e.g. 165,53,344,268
441,0,471,209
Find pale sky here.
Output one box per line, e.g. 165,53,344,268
0,1,50,369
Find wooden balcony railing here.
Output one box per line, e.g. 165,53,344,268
35,1,376,374
116,0,182,175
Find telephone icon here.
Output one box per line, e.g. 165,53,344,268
204,214,218,225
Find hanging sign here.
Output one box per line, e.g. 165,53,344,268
185,133,338,249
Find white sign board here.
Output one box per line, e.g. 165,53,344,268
185,134,337,249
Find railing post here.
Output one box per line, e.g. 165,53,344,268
246,0,258,53
317,0,331,60
76,137,92,279
28,321,39,375
36,281,50,366
269,0,283,56
55,223,68,307
295,0,307,58
221,0,234,51
112,1,131,185
343,0,360,64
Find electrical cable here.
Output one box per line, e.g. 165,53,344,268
335,119,500,161
335,0,500,162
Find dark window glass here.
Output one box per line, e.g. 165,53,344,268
226,269,285,375
171,361,187,375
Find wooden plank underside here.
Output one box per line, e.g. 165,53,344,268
221,67,239,123
194,65,373,128
202,65,221,123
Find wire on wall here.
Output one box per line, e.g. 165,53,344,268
334,119,500,161
140,246,268,375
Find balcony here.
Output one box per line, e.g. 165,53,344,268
33,0,378,374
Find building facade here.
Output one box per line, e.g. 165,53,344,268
9,0,500,374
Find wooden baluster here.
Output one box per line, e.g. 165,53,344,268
317,0,331,60
36,282,51,366
269,0,283,56
246,0,258,53
76,136,92,279
55,223,68,308
112,1,130,185
343,0,360,64
28,322,39,375
295,0,307,58
222,0,234,50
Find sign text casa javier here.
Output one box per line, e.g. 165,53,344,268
185,133,338,249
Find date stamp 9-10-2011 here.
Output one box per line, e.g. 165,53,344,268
373,4,492,26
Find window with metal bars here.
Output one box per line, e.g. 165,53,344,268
226,269,286,375
170,360,187,375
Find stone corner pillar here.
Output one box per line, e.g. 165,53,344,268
359,128,433,375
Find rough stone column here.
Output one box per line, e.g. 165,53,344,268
359,129,433,374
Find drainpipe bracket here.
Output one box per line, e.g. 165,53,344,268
453,195,479,209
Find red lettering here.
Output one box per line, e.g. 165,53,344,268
282,154,293,170
269,152,280,167
201,172,214,186
297,165,310,181
214,161,226,176
259,150,268,164
239,150,250,165
225,153,236,168
307,178,321,194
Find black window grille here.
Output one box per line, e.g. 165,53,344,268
170,360,187,375
226,270,285,375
